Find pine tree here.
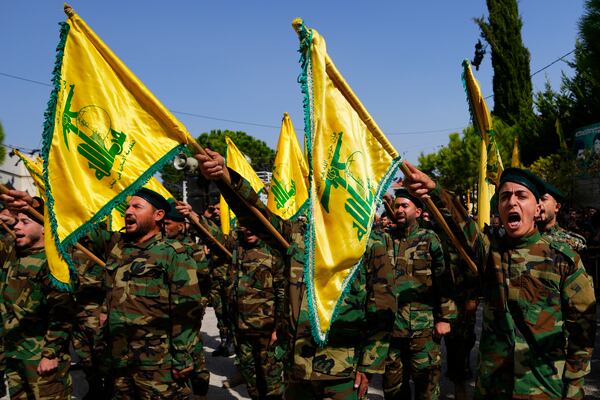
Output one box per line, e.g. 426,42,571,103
475,0,533,126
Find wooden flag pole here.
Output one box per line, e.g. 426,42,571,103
0,219,16,239
186,212,233,259
0,185,105,267
188,141,290,249
292,18,478,275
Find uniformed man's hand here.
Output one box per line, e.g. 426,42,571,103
402,161,436,197
99,313,107,327
172,366,193,380
269,329,277,347
175,201,196,219
354,371,369,399
0,190,34,212
37,357,58,375
0,211,16,226
194,148,230,182
434,321,451,337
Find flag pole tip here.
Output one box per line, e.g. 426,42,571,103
283,112,289,118
64,3,74,17
292,18,304,32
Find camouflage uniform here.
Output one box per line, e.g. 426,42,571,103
206,216,234,352
0,238,74,399
541,223,587,253
434,200,479,386
431,186,596,399
70,240,106,399
90,230,203,399
217,170,396,400
384,222,456,400
226,237,286,399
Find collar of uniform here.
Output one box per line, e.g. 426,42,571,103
125,231,163,249
506,229,541,249
394,221,420,239
544,222,561,235
17,245,45,257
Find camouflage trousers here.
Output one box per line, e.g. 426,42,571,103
191,326,209,396
5,354,72,400
383,334,441,400
285,377,362,400
72,309,107,398
210,274,232,342
110,366,191,399
236,335,284,400
444,309,476,383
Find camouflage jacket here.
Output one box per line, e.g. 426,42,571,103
90,230,203,370
0,239,74,361
431,186,596,399
177,233,212,304
70,239,105,317
227,238,285,335
390,222,456,337
218,170,396,379
541,223,587,253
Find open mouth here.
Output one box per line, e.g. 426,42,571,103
506,212,521,230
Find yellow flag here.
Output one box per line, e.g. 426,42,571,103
12,150,45,198
12,150,74,288
267,113,309,220
221,136,265,234
511,136,521,168
41,6,194,288
295,20,401,343
462,60,503,228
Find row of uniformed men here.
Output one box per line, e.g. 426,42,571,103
0,149,595,400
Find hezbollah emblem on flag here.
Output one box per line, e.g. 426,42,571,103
59,83,131,183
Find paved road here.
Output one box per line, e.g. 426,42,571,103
2,306,599,399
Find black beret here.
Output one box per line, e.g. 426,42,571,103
133,188,171,212
394,188,424,209
499,168,546,201
543,181,565,203
164,199,185,222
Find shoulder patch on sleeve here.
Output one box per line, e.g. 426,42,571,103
549,240,578,263
167,240,188,254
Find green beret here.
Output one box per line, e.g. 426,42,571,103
133,188,171,212
394,188,424,209
499,168,546,201
164,199,185,222
543,181,565,203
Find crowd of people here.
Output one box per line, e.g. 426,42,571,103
0,149,596,400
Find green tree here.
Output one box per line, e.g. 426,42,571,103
197,129,275,171
475,0,533,126
561,0,600,131
160,129,275,197
417,117,515,196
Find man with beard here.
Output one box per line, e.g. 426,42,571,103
383,189,456,400
537,182,586,253
163,202,212,400
204,201,235,357
194,148,396,400
0,194,74,399
403,164,596,399
59,188,202,399
225,225,285,400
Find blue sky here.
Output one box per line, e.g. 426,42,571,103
0,1,585,164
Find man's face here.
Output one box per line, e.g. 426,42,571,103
394,197,422,227
14,212,44,249
124,196,164,237
594,139,600,154
164,219,185,239
491,216,501,228
239,226,258,244
498,182,540,238
538,193,560,225
205,204,221,224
